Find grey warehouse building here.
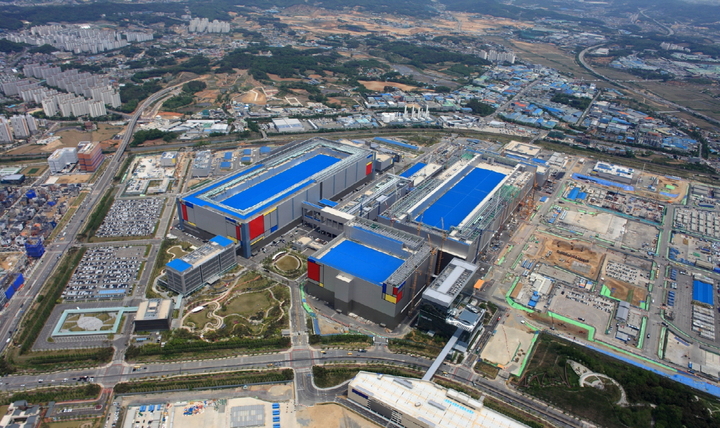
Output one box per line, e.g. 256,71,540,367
306,217,434,328
177,137,375,258
165,235,237,295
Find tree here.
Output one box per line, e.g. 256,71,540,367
465,99,495,116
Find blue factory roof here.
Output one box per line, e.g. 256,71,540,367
221,154,340,211
210,235,234,247
317,240,404,285
693,280,714,305
418,167,506,231
167,258,192,272
400,162,426,178
220,162,232,168
241,156,251,162
224,152,233,160
243,148,252,155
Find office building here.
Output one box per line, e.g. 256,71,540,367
160,152,178,167
134,299,173,331
165,236,237,295
48,147,78,173
77,141,104,172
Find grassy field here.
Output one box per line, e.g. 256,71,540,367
220,291,273,318
276,255,300,271
504,40,599,82
47,419,100,428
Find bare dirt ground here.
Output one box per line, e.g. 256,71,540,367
195,89,220,104
0,252,23,271
7,123,122,155
296,403,381,428
53,174,91,184
359,81,418,92
540,239,605,279
603,278,647,306
238,88,267,105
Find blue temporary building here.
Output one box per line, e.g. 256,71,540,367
220,162,232,169
224,152,233,160
243,148,252,155
693,280,714,305
241,156,251,162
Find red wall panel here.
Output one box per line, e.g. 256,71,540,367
235,225,242,241
249,216,265,240
365,162,372,176
307,260,320,282
181,204,188,221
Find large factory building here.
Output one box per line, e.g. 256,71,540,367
380,151,535,263
305,218,434,328
177,138,375,257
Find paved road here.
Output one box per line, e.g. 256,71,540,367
0,86,177,356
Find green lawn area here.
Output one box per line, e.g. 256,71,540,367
46,419,99,428
275,255,300,272
184,309,212,329
220,291,273,318
167,245,188,259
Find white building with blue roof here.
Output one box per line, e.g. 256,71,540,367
165,235,237,295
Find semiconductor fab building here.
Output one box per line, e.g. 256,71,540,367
177,138,375,258
381,152,535,263
348,371,529,428
306,217,434,328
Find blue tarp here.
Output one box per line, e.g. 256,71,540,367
400,162,427,178
373,137,418,151
693,280,714,305
418,167,506,231
318,199,337,207
317,240,404,286
572,173,634,192
528,300,537,308
567,188,580,200
98,289,126,294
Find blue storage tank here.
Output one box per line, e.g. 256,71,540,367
26,189,36,199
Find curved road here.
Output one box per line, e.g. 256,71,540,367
578,44,720,129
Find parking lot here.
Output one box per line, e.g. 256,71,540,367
61,246,145,301
96,198,164,238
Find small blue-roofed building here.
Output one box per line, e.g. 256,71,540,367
306,217,434,327
165,235,237,295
